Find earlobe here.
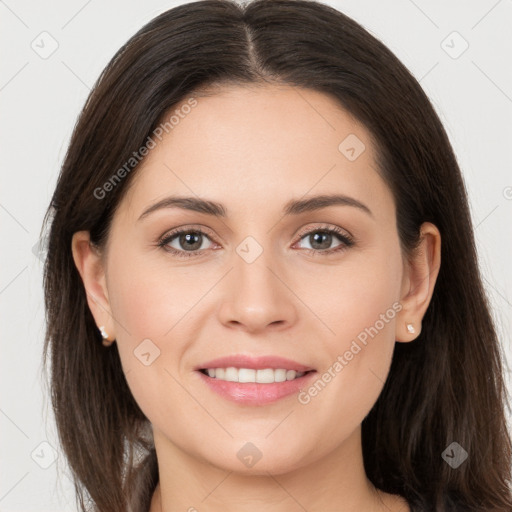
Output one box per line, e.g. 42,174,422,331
71,231,116,342
396,222,441,343
406,323,416,335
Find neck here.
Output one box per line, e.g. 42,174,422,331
149,426,406,512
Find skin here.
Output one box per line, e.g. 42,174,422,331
72,84,441,511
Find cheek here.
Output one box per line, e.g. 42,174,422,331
106,245,204,346
103,248,189,401
104,245,230,418
311,238,402,351
296,246,402,434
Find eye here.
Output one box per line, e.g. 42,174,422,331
294,225,354,255
157,226,216,258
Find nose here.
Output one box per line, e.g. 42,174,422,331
216,244,298,334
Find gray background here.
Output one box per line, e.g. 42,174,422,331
1,0,511,510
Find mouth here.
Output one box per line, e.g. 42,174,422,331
195,354,315,382
198,367,314,383
195,355,317,405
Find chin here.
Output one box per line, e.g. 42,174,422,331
201,442,310,476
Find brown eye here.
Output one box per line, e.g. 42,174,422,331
295,227,354,254
158,228,215,258
174,231,204,251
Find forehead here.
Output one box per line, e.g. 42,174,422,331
119,84,392,221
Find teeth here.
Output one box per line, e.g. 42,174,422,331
204,367,306,383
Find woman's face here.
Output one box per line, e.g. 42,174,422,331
89,85,412,474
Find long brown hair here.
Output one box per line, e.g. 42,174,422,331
41,1,512,510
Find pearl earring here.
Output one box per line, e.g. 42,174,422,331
99,325,114,347
406,323,415,334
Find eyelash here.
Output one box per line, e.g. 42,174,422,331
156,224,355,259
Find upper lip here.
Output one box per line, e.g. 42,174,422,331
196,355,315,372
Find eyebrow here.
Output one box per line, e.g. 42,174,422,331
137,193,373,221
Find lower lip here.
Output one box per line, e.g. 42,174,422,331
197,370,317,406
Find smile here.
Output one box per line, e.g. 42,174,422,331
199,367,309,383
196,369,316,405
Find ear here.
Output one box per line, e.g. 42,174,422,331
71,231,116,342
395,222,441,342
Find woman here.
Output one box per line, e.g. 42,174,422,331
41,0,512,510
